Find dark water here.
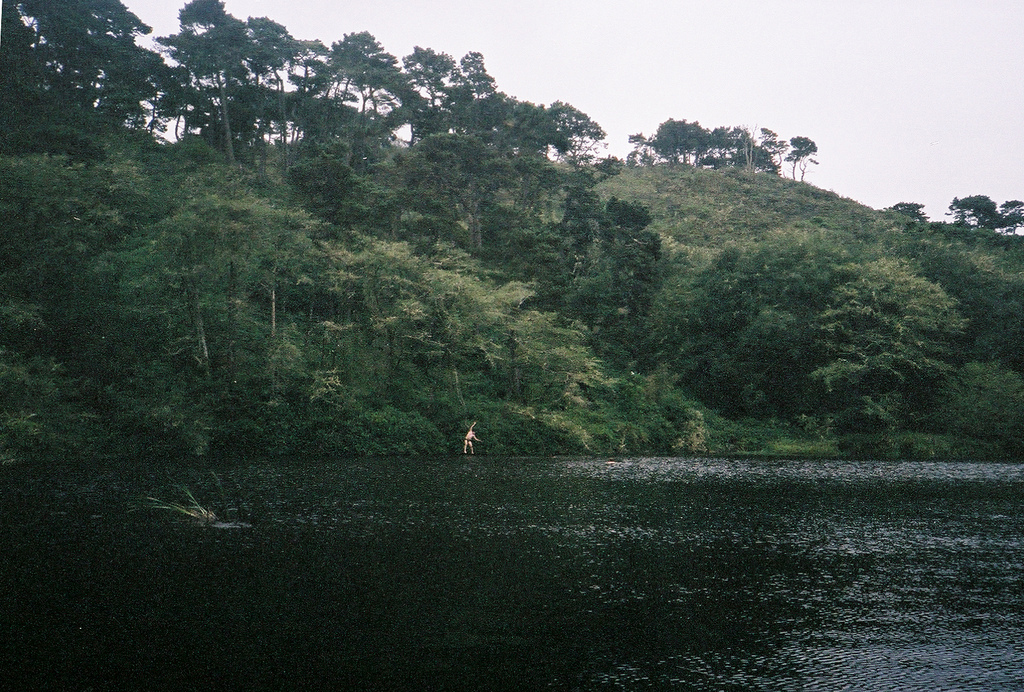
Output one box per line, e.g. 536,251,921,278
3,457,1024,691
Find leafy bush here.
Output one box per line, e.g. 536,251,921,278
938,362,1024,456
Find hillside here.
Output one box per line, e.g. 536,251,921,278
598,166,893,244
5,140,1023,463
3,0,1024,464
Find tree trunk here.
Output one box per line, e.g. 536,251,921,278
278,76,289,172
743,132,755,173
507,331,523,402
216,74,235,166
186,278,210,375
271,281,277,338
468,196,483,250
226,259,237,376
453,366,466,411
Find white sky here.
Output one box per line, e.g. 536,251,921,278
120,0,1024,221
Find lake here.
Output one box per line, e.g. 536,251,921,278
2,457,1023,691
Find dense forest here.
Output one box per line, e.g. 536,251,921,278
3,0,1024,464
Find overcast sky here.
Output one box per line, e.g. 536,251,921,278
121,0,1023,221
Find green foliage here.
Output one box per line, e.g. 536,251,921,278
286,142,374,227
305,400,445,456
0,0,164,156
785,136,819,180
2,0,1023,462
938,362,1024,456
652,229,852,417
630,120,807,175
900,233,1024,371
886,202,929,223
949,195,1001,229
563,196,663,369
598,166,886,246
812,258,965,431
948,195,1024,234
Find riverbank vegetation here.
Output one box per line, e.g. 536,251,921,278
2,0,1023,463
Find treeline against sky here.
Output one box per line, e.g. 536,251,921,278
2,0,1024,462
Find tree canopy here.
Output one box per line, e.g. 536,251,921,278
949,195,1024,234
628,120,815,178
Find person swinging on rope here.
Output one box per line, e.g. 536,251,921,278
464,422,480,454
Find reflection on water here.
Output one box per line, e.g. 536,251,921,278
2,457,1024,690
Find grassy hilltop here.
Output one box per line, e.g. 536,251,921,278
600,166,890,243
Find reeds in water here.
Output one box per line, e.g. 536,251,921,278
143,485,218,525
140,472,251,527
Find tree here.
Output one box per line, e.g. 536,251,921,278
947,196,1024,234
652,231,850,417
402,46,459,143
758,128,789,174
0,149,168,458
447,51,512,140
948,195,1001,229
563,197,662,369
886,202,928,223
0,0,165,155
393,133,514,250
703,126,756,169
159,0,252,165
329,32,404,120
999,200,1024,234
785,136,818,180
243,16,298,173
626,133,657,167
548,101,606,166
629,120,807,174
320,32,408,168
287,140,374,227
494,100,561,156
312,239,608,414
812,258,964,431
939,362,1024,454
650,119,708,166
454,51,496,99
279,38,329,154
904,232,1024,372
